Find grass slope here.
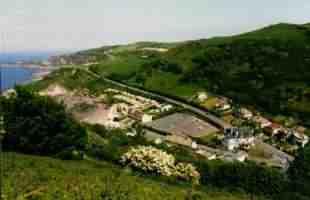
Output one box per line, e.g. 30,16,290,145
2,153,255,200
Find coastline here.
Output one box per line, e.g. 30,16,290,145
0,64,55,93
0,63,55,70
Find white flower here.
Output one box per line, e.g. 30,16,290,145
121,146,200,184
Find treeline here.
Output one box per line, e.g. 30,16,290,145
196,160,286,198
176,26,310,124
0,86,87,158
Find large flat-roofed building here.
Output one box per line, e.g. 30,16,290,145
145,113,219,138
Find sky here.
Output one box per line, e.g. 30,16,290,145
1,0,310,52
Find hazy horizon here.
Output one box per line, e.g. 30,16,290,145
2,0,310,52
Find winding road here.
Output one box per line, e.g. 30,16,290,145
80,67,232,130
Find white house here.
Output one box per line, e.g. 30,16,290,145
235,152,248,162
155,138,163,144
142,114,153,123
223,127,255,151
222,151,248,162
126,131,137,137
225,138,240,151
160,104,173,112
240,108,253,120
216,100,231,111
197,92,208,102
293,132,309,147
191,142,198,149
196,150,217,160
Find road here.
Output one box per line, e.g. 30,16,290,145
80,67,232,130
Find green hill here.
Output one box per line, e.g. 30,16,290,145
167,23,310,120
74,22,310,125
2,152,254,200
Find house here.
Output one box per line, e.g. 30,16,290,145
234,152,248,162
191,141,198,149
224,138,241,151
160,104,173,112
129,110,143,120
142,114,153,123
197,92,208,102
126,131,137,137
240,108,253,120
129,110,153,123
294,126,307,134
222,151,248,162
253,116,272,128
274,129,291,140
196,150,217,160
215,101,231,111
264,123,282,136
155,138,163,144
223,127,255,151
115,103,130,115
292,132,309,147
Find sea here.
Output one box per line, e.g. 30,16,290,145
0,51,56,91
0,66,36,91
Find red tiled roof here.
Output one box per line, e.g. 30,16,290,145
270,123,281,129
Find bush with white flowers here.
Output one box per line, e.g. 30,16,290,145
175,163,200,184
121,146,200,183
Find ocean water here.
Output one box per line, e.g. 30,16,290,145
0,66,35,91
0,51,58,91
0,51,56,64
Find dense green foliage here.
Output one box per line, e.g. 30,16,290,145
196,160,287,198
0,86,87,156
86,123,150,164
180,24,310,120
288,145,310,198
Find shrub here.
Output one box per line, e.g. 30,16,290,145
88,124,109,138
195,159,287,197
288,144,310,197
121,146,200,184
56,148,85,160
1,86,87,156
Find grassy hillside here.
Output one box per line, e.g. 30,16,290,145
75,23,310,125
2,152,255,200
171,23,310,119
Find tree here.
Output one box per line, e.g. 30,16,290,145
1,86,87,156
288,144,310,197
